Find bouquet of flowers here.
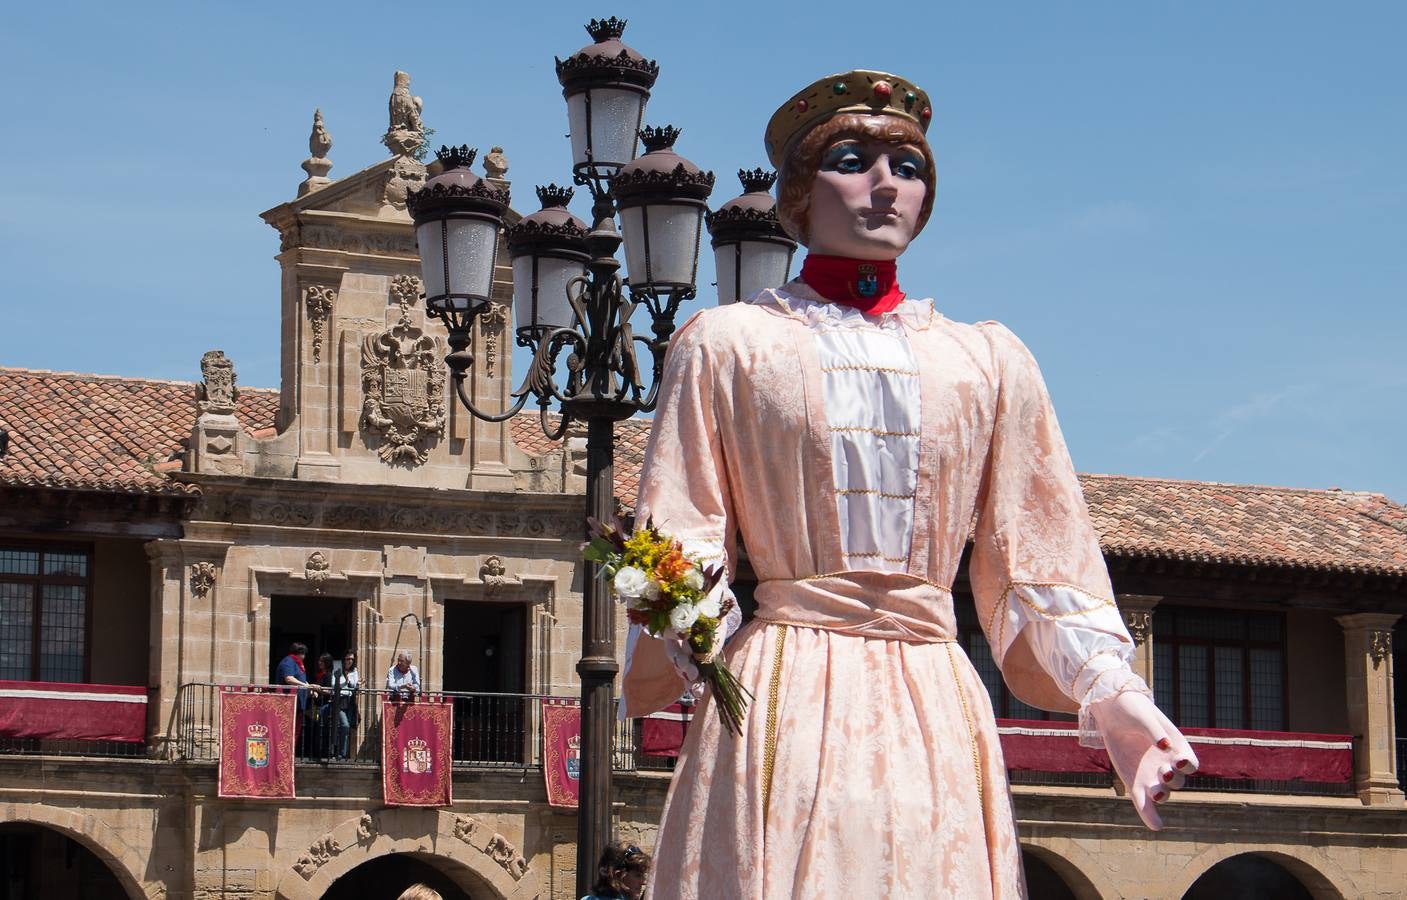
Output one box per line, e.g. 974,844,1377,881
583,516,753,736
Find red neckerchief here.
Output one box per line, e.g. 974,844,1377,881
293,655,306,675
799,254,906,315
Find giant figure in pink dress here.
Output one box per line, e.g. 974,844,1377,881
621,70,1199,898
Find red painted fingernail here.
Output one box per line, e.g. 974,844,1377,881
1152,790,1167,803
1156,738,1171,751
1175,758,1191,770
1162,770,1175,783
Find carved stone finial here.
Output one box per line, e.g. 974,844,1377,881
383,70,425,157
484,145,509,180
299,109,334,197
197,350,238,415
1123,609,1152,647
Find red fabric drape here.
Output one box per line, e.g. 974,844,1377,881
382,696,453,806
542,700,581,809
0,681,147,743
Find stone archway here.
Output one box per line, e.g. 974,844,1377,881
1170,846,1350,900
275,808,543,900
0,802,150,899
1020,841,1105,900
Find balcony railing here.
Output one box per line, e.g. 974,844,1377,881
172,682,678,773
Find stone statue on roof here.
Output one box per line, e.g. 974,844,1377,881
197,350,238,415
383,70,425,157
299,109,334,197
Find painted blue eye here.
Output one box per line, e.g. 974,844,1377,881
822,144,865,174
893,156,923,180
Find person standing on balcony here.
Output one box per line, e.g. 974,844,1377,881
386,650,421,701
274,641,319,753
321,649,361,760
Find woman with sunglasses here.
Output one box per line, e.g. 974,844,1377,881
580,842,649,900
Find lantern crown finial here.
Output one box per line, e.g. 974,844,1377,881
536,184,575,209
435,145,478,171
585,16,628,42
639,125,681,154
738,168,777,193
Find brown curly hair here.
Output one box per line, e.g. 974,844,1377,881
776,113,936,247
591,841,650,897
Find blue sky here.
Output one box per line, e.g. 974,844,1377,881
2,2,1403,501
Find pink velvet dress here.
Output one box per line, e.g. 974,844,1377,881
623,282,1145,899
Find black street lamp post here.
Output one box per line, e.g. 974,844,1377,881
407,18,721,895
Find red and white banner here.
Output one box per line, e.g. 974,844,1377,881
0,681,147,743
996,719,1353,784
382,697,452,807
218,688,296,799
640,701,694,757
541,699,580,809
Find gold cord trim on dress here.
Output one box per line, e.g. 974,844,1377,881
844,551,912,564
989,580,1120,653
945,642,983,803
1068,647,1127,698
797,572,954,594
835,488,916,500
829,426,921,437
762,625,788,824
820,364,920,376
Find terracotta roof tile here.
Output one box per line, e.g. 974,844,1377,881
0,367,276,497
7,367,1405,578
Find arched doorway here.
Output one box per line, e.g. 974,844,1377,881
1023,849,1076,900
1183,853,1314,900
321,852,478,900
0,823,134,899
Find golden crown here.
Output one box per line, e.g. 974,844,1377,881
247,722,269,738
407,737,429,751
567,734,581,750
764,70,932,169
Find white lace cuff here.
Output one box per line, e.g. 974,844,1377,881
1077,666,1153,749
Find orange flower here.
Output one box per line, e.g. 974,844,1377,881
654,547,691,585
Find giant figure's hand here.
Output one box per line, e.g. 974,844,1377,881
1090,691,1199,831
660,580,738,700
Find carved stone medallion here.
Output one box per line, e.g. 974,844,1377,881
306,551,331,592
197,350,238,415
360,302,446,466
190,562,217,598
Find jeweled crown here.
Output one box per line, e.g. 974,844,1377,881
247,722,269,738
763,70,932,168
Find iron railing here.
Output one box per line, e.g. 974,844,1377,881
0,736,145,758
172,682,679,772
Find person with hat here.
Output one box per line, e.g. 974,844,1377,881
621,70,1198,897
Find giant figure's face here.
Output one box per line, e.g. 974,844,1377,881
805,137,929,260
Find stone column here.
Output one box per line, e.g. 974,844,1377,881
1335,612,1404,806
1117,594,1161,686
144,541,186,758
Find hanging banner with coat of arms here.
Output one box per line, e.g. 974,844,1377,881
381,697,453,806
541,699,581,809
218,687,296,800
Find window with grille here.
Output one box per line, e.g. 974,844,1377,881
0,544,91,683
1152,607,1286,731
954,596,1073,722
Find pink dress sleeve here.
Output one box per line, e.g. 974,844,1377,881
620,312,739,718
968,323,1149,745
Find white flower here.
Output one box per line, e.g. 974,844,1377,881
668,603,700,633
641,579,662,601
612,566,648,599
682,568,704,592
696,594,721,618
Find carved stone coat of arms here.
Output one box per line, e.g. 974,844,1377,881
360,311,446,465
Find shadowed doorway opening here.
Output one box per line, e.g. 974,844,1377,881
320,852,475,899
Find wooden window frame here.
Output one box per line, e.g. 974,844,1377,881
1154,606,1288,731
0,538,94,683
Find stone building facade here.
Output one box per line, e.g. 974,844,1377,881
0,74,1405,899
